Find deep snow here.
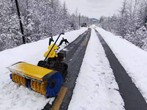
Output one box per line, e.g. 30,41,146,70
96,27,147,103
0,28,87,110
68,29,124,110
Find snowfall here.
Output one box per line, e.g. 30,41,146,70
0,26,147,110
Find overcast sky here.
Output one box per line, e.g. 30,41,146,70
59,0,124,19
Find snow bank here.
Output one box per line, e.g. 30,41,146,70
96,27,147,102
68,29,124,110
0,28,87,110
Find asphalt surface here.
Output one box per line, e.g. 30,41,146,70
43,28,91,110
95,30,147,110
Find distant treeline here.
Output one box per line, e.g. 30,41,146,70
0,0,90,51
99,0,147,50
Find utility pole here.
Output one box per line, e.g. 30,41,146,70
79,13,81,28
50,0,54,37
14,0,25,44
87,17,89,27
63,2,67,31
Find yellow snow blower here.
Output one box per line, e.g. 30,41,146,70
8,33,68,98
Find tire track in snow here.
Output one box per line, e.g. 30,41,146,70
95,29,147,110
68,29,124,110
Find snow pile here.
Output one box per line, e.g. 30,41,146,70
96,27,147,102
68,29,124,110
0,28,87,110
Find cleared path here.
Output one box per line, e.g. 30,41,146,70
43,28,91,110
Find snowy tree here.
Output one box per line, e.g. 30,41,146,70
0,0,22,50
98,0,147,49
0,0,90,51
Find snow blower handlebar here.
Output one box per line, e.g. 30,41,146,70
44,33,64,61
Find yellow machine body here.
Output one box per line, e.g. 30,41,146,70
44,44,59,58
8,62,56,81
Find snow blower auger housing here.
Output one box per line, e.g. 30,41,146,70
8,33,68,98
8,62,63,97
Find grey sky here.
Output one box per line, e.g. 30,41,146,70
59,0,124,19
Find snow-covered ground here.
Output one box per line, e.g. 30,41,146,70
1,26,147,110
96,27,147,102
0,28,87,110
68,29,124,110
